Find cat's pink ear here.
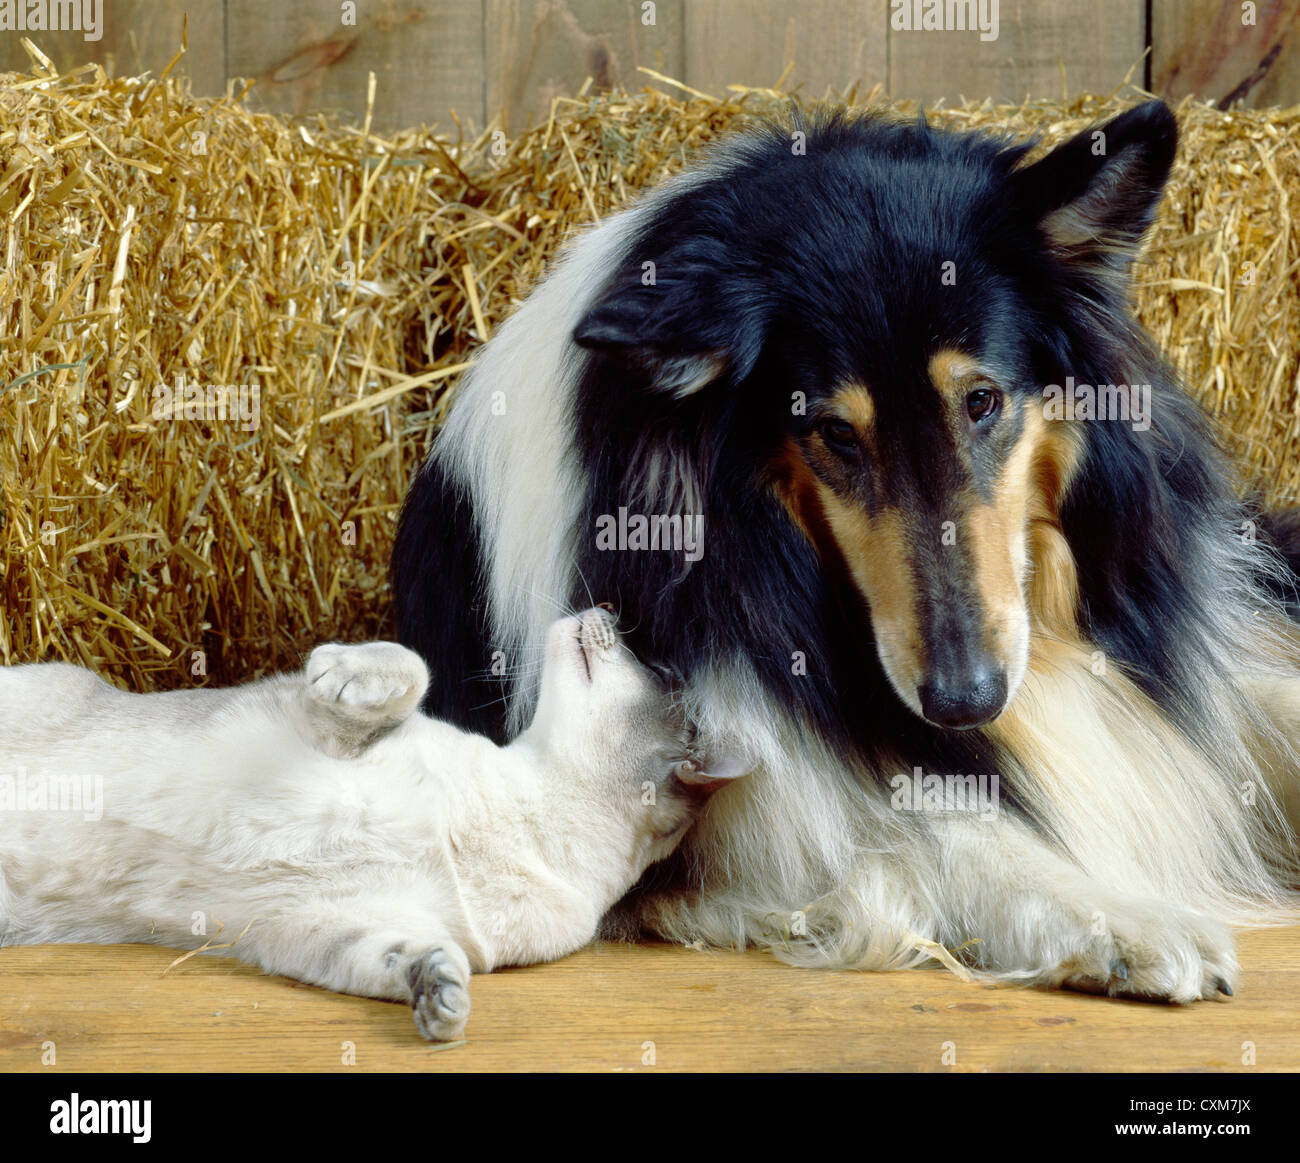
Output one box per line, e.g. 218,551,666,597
673,754,751,788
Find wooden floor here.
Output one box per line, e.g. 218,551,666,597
2,929,1298,1072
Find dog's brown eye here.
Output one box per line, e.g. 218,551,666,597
966,387,1000,423
817,418,859,454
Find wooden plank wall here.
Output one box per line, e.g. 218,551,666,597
0,1,1296,130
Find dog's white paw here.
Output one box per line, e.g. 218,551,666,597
408,945,471,1041
306,642,428,718
1042,899,1238,1003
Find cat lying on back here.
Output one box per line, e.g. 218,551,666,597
0,607,747,1040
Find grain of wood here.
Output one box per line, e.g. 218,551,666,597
889,0,1145,106
1,929,1296,1071
0,0,226,96
486,0,685,134
684,0,886,102
224,0,485,131
7,3,1300,131
1153,0,1300,108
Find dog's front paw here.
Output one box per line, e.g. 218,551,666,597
408,944,471,1041
305,642,429,720
1045,900,1237,1003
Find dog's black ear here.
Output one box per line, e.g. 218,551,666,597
1013,100,1178,282
573,248,765,397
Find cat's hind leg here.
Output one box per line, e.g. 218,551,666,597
407,945,472,1042
234,902,473,1041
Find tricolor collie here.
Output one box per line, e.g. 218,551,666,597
394,102,1300,1001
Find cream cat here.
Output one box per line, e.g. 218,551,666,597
0,607,746,1040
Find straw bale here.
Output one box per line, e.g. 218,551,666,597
1,46,1297,687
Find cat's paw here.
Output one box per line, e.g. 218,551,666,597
1042,900,1237,1004
408,944,471,1041
305,642,428,721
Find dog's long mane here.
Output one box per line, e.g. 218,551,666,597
395,110,1300,968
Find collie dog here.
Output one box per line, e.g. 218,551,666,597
393,101,1300,1000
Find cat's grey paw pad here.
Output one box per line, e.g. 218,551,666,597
408,946,470,1041
306,642,427,715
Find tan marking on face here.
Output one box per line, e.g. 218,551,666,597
768,434,926,708
813,486,926,705
832,382,876,433
806,381,880,464
1025,422,1084,645
769,438,835,548
929,346,1036,682
785,382,920,704
961,399,1038,698
963,400,1090,706
928,349,983,408
968,400,1037,611
928,349,986,484
933,348,1087,666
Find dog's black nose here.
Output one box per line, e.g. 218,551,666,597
917,669,1007,730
